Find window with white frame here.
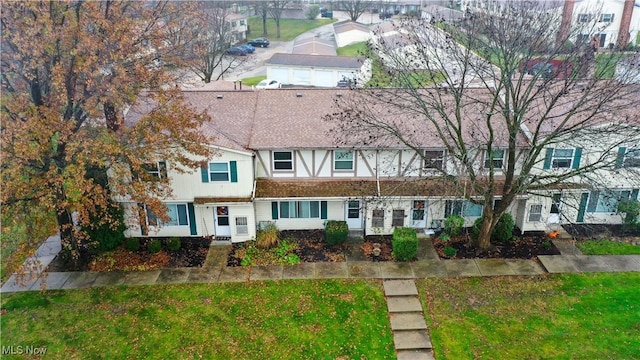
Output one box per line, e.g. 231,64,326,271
166,204,189,226
624,148,640,168
551,149,574,168
236,217,248,235
529,204,543,222
334,150,354,170
372,209,384,227
279,201,320,219
392,210,405,227
424,150,444,170
484,149,505,169
587,190,631,213
209,162,229,181
141,161,167,179
578,13,592,23
600,13,614,22
240,19,245,26
273,151,293,171
445,200,483,217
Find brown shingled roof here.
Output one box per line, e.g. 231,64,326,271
194,197,251,204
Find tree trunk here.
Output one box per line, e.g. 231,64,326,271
56,202,81,269
475,207,494,250
262,13,267,35
276,20,281,38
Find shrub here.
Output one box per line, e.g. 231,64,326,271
167,237,181,252
493,213,515,243
392,227,418,261
148,239,162,254
444,245,457,258
444,215,464,237
85,203,126,252
438,233,451,242
325,220,349,246
618,200,640,231
256,223,279,249
305,4,320,19
125,238,140,251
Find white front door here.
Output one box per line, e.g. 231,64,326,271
547,193,562,224
345,200,363,229
214,206,231,236
411,200,427,228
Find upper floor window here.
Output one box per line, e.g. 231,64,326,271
543,148,582,170
587,190,632,213
578,13,592,23
141,161,167,179
334,150,354,170
231,21,237,27
209,162,229,181
600,13,614,23
617,147,640,168
484,149,505,169
424,150,444,170
240,19,245,26
445,200,483,217
273,151,293,171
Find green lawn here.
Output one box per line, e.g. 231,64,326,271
577,239,640,255
419,273,640,359
247,17,336,42
1,280,394,359
240,75,266,86
337,41,368,57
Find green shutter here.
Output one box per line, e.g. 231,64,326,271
632,189,639,201
543,148,553,169
200,166,209,183
615,147,626,169
321,201,327,219
230,161,238,183
271,202,279,220
187,203,197,235
572,148,582,169
577,192,589,223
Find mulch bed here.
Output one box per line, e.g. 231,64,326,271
47,237,211,272
432,232,561,259
361,235,394,261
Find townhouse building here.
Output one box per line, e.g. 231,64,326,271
122,88,640,243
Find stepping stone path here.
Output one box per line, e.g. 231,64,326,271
383,280,434,360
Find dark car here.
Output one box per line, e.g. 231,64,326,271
320,8,333,18
238,44,255,53
248,37,270,48
226,46,248,56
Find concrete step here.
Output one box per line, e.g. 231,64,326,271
389,312,428,331
394,330,432,350
387,296,423,313
396,349,435,360
383,279,418,296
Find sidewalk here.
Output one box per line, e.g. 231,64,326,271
2,237,639,293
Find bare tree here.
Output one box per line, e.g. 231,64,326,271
268,0,290,39
328,1,640,250
256,1,269,36
341,0,368,21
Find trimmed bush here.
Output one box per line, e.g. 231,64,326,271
125,238,141,251
325,220,349,246
167,237,181,252
392,227,418,261
256,222,279,249
305,4,320,19
493,213,515,243
85,203,126,252
444,245,457,258
148,239,162,254
444,215,464,237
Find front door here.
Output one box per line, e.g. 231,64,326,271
214,206,231,236
411,200,427,228
345,200,362,229
547,193,562,224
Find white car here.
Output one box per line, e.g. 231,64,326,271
255,79,282,89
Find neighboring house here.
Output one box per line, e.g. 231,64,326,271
292,37,337,56
266,53,366,87
227,12,248,44
122,87,639,242
333,20,372,47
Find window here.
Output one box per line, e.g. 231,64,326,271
484,149,505,169
392,210,405,227
600,13,614,22
146,207,159,226
424,150,444,170
273,151,293,171
141,161,167,179
578,13,592,23
347,201,360,219
279,201,320,219
412,200,425,221
587,190,631,213
166,204,189,226
529,204,543,222
209,162,229,181
624,148,640,168
240,19,245,26
231,21,237,27
372,209,384,227
551,149,574,169
236,217,248,235
334,150,354,170
445,200,483,217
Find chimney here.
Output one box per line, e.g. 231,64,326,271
617,0,634,49
556,0,575,47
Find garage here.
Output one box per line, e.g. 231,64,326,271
266,53,364,87
315,70,335,87
292,69,311,86
269,68,289,84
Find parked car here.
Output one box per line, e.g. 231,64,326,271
226,46,248,56
248,37,270,48
519,58,573,79
255,79,282,89
320,8,333,18
337,79,353,88
239,44,255,54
